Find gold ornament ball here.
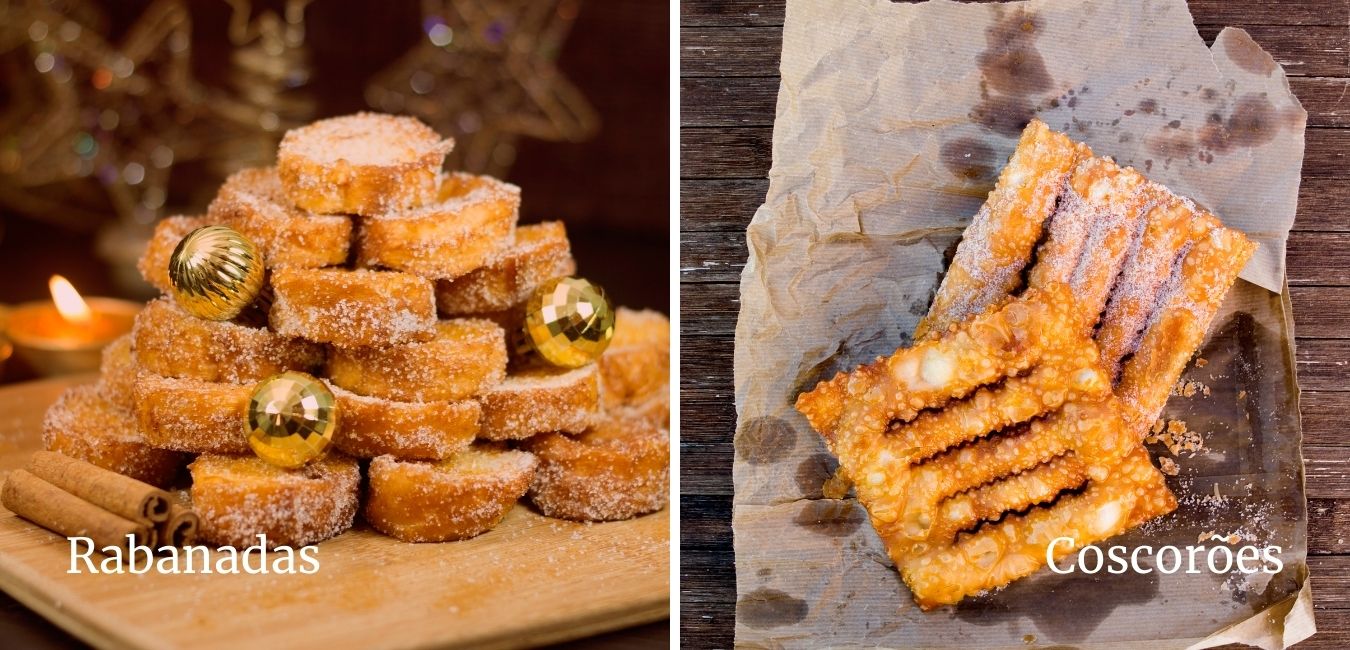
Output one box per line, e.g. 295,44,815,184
245,371,339,468
523,276,615,368
168,225,266,321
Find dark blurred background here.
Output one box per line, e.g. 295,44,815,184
0,0,668,375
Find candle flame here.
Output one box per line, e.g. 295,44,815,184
49,275,92,325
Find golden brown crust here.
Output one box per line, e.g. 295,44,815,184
364,445,536,542
133,298,324,383
434,221,576,314
276,112,452,216
325,318,506,401
330,385,479,460
477,365,601,440
133,371,251,454
137,215,210,294
269,268,437,348
597,308,670,422
523,413,669,521
189,453,360,548
96,334,138,410
207,167,352,268
42,385,188,488
356,172,519,279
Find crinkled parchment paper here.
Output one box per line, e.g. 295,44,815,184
731,0,1312,647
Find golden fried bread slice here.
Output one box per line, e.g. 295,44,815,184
364,445,536,542
96,334,137,410
137,215,210,294
190,453,360,548
524,412,669,522
478,365,600,440
43,385,188,488
357,172,519,279
326,318,505,401
133,371,251,454
434,221,576,315
133,298,324,383
270,268,437,348
597,308,670,416
330,385,479,460
208,167,351,268
276,112,452,215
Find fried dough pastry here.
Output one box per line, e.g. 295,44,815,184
796,285,1176,609
434,221,576,314
478,365,601,440
597,308,670,425
356,172,519,279
96,334,137,410
330,385,479,460
137,215,209,294
914,120,1089,340
326,318,506,401
524,412,669,521
133,371,251,454
190,453,360,548
43,385,188,488
276,112,452,215
270,268,436,348
364,445,537,542
207,167,352,268
134,298,323,383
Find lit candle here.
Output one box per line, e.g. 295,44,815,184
4,275,139,376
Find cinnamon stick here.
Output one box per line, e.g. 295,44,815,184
26,451,171,524
2,469,151,552
156,503,199,548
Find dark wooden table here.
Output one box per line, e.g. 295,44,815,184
679,1,1350,647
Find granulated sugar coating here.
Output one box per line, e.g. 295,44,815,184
136,215,210,294
524,413,670,522
96,334,138,410
190,453,360,548
478,365,601,440
132,371,252,454
133,298,324,383
326,318,506,402
434,221,577,315
276,113,453,216
207,167,352,268
42,384,188,488
364,445,537,542
269,267,436,348
597,308,670,421
356,172,520,279
330,384,479,460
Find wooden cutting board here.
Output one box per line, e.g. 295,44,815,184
0,375,669,650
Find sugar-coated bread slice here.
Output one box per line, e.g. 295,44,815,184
477,365,600,440
269,268,436,348
96,334,138,410
357,172,519,279
133,371,251,454
190,453,360,548
524,413,670,522
207,167,352,268
326,318,505,402
134,298,324,383
42,385,189,488
364,445,537,542
137,215,210,294
434,221,576,315
276,112,453,215
598,308,670,419
330,385,479,460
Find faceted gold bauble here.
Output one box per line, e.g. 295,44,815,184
245,371,339,468
522,276,615,368
168,225,266,321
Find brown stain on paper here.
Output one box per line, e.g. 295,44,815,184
738,588,810,629
793,499,866,537
795,452,840,497
940,137,998,182
970,9,1053,136
736,416,797,464
1223,29,1278,76
1145,93,1290,165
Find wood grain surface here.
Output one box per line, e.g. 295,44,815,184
678,0,1350,647
0,376,669,650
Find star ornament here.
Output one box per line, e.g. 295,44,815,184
1,0,204,225
365,0,598,175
